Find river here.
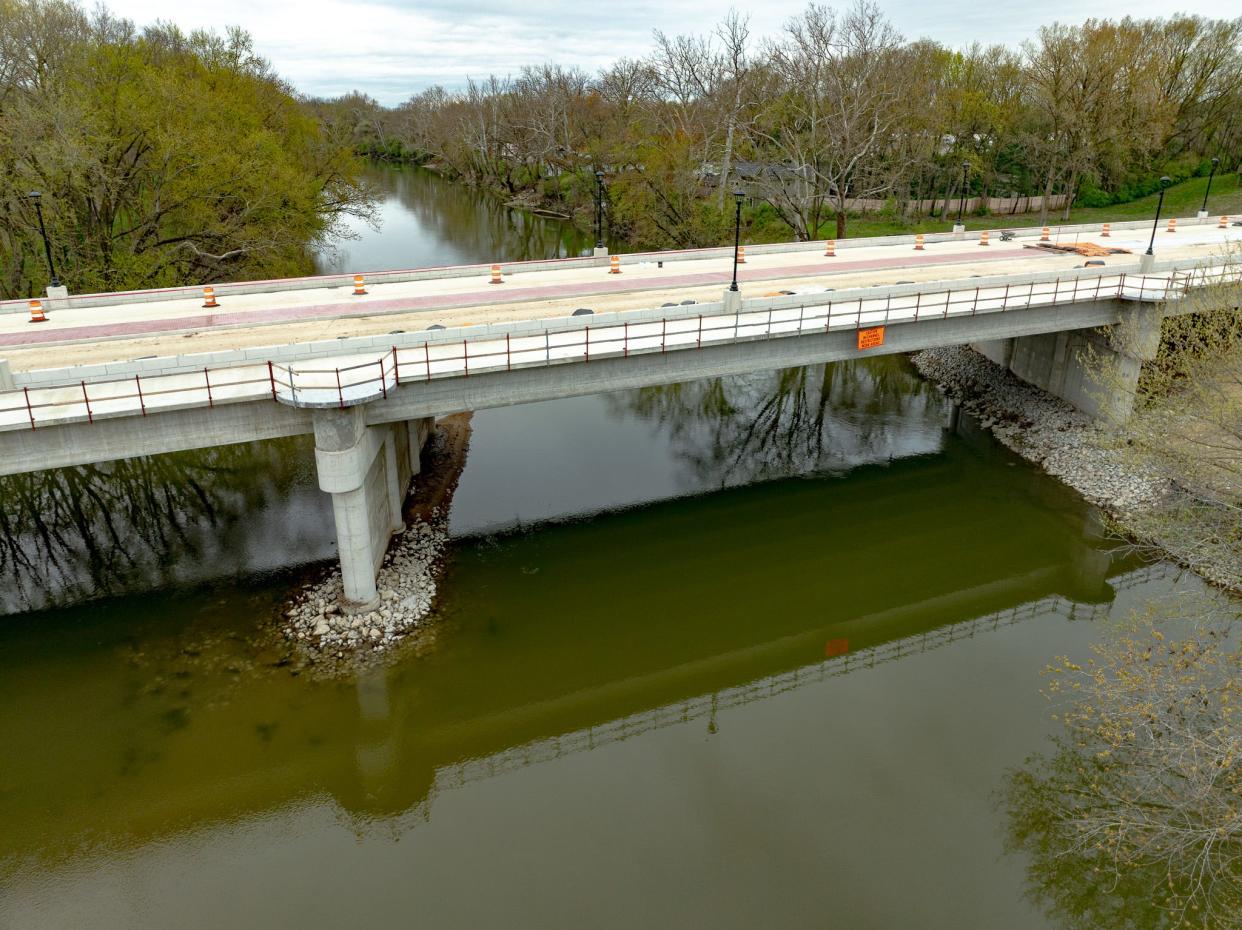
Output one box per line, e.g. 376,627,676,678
0,165,1204,929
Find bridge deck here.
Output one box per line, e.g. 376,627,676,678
2,218,1236,372
0,263,1229,432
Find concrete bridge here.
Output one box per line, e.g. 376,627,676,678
1,215,1238,606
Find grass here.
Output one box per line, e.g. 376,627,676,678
749,172,1242,242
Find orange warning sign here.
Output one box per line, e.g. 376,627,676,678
857,326,885,350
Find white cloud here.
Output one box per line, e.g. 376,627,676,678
104,0,1229,104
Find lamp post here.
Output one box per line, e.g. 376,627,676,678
730,189,744,292
1200,157,1219,218
594,169,605,250
956,161,970,226
1142,175,1172,272
27,191,60,288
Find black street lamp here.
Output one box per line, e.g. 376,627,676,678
27,191,61,288
594,170,605,249
1146,175,1173,257
1201,157,1220,215
956,161,970,226
730,189,744,292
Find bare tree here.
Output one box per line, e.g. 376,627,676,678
750,1,907,240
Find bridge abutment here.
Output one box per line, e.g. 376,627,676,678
312,408,433,608
972,305,1162,424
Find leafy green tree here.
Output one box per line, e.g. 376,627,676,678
0,0,373,298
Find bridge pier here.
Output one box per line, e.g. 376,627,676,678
973,304,1162,424
312,408,433,608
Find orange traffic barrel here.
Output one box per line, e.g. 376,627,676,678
352,274,367,295
28,299,47,323
489,264,503,284
914,234,924,251
1040,226,1050,241
609,255,621,274
1167,217,1177,233
202,285,219,308
1220,215,1229,229
824,239,836,257
1101,223,1110,237
978,230,989,246
737,245,746,263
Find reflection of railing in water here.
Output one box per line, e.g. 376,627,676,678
437,563,1173,792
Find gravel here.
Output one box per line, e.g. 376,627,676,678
280,509,449,654
911,345,1169,513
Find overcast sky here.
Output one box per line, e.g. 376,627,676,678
104,0,1227,104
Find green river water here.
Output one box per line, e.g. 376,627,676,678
0,165,1204,928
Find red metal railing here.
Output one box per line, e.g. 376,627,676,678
2,266,1237,430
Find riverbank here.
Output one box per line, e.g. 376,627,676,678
912,345,1241,592
280,413,473,656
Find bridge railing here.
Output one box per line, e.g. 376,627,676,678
267,266,1234,408
3,265,1239,428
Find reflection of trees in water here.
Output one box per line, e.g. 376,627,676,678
0,438,321,613
609,358,946,487
317,165,593,273
393,166,591,263
395,168,590,261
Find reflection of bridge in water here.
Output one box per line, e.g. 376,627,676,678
0,434,1173,868
440,589,1115,793
348,559,1172,826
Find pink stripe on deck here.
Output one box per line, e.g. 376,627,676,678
0,248,1032,349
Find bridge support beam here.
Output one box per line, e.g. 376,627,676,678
972,305,1162,424
312,409,431,608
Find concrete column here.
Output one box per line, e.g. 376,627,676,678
383,430,405,534
313,407,386,609
311,410,434,608
721,289,742,314
0,359,13,392
952,223,966,240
